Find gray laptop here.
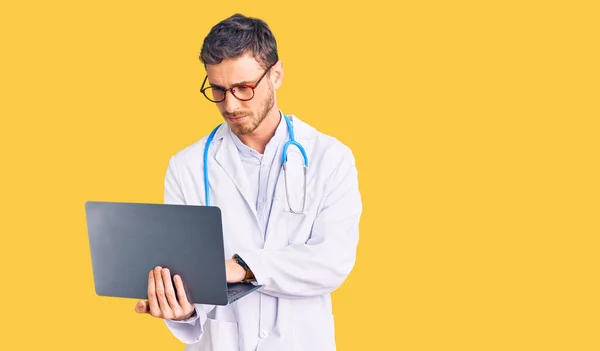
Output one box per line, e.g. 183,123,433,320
84,201,260,306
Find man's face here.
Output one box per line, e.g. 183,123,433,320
204,54,279,135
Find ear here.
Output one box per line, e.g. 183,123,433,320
271,61,284,90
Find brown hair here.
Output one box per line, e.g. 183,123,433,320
200,13,279,70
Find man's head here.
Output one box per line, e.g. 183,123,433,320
200,14,283,136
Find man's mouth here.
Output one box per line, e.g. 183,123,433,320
228,115,247,123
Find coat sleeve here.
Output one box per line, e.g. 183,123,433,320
235,146,362,299
162,156,216,343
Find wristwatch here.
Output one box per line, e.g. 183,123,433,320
233,254,255,282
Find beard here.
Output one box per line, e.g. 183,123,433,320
224,84,275,136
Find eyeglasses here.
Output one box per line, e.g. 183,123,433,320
200,64,274,103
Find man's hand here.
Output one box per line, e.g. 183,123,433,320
226,259,247,283
134,266,195,321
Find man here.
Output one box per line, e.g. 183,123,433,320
134,13,362,350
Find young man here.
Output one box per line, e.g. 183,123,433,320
135,13,362,350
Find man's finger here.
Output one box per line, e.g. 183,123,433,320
174,274,191,307
154,266,172,317
147,269,161,317
135,300,149,314
162,268,181,312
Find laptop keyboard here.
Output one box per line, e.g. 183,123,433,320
228,289,243,298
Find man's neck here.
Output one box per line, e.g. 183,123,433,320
236,108,281,154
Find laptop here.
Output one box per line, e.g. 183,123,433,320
84,201,261,305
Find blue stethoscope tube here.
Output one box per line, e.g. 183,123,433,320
203,114,308,213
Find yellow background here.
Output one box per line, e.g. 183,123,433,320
1,0,598,350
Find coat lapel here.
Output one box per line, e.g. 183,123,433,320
213,124,259,221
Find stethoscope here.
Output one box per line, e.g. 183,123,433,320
203,114,308,214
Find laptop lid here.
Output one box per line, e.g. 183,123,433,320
84,201,231,306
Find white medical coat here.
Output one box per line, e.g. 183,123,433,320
162,114,362,351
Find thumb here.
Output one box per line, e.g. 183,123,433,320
135,300,149,314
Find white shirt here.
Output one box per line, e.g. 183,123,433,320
163,112,362,350
228,112,288,237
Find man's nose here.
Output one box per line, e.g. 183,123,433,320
222,90,241,113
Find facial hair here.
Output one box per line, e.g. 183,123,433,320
224,84,275,136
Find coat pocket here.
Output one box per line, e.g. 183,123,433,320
294,312,336,351
285,209,311,245
189,318,239,351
